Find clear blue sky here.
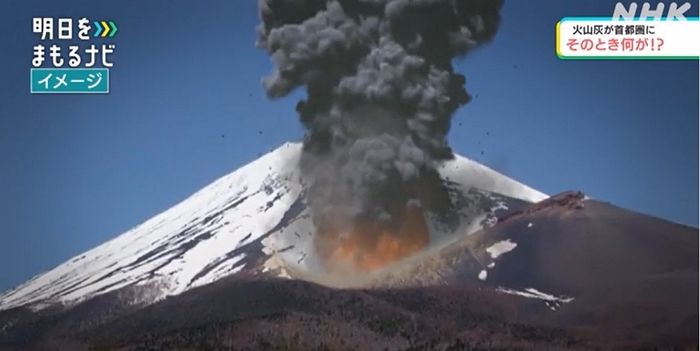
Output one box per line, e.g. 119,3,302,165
0,0,697,292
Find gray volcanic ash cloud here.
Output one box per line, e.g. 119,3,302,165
257,0,503,270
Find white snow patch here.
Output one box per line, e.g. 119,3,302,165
491,201,508,212
487,262,495,268
497,287,574,304
439,155,547,203
486,239,517,259
478,270,487,281
483,216,498,228
527,222,533,228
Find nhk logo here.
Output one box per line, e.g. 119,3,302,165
612,2,692,20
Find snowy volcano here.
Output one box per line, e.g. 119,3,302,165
0,143,696,351
0,142,546,311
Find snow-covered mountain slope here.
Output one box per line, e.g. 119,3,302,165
0,142,546,311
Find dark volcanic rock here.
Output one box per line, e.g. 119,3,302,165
0,277,588,351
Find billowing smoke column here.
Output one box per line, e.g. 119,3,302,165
257,0,503,271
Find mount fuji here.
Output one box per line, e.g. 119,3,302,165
0,142,696,350
0,142,545,311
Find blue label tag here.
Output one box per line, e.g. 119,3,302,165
31,68,109,94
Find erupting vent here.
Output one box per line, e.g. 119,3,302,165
316,204,429,272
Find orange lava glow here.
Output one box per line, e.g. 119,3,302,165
317,206,429,272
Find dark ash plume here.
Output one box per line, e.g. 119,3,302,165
257,0,503,234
